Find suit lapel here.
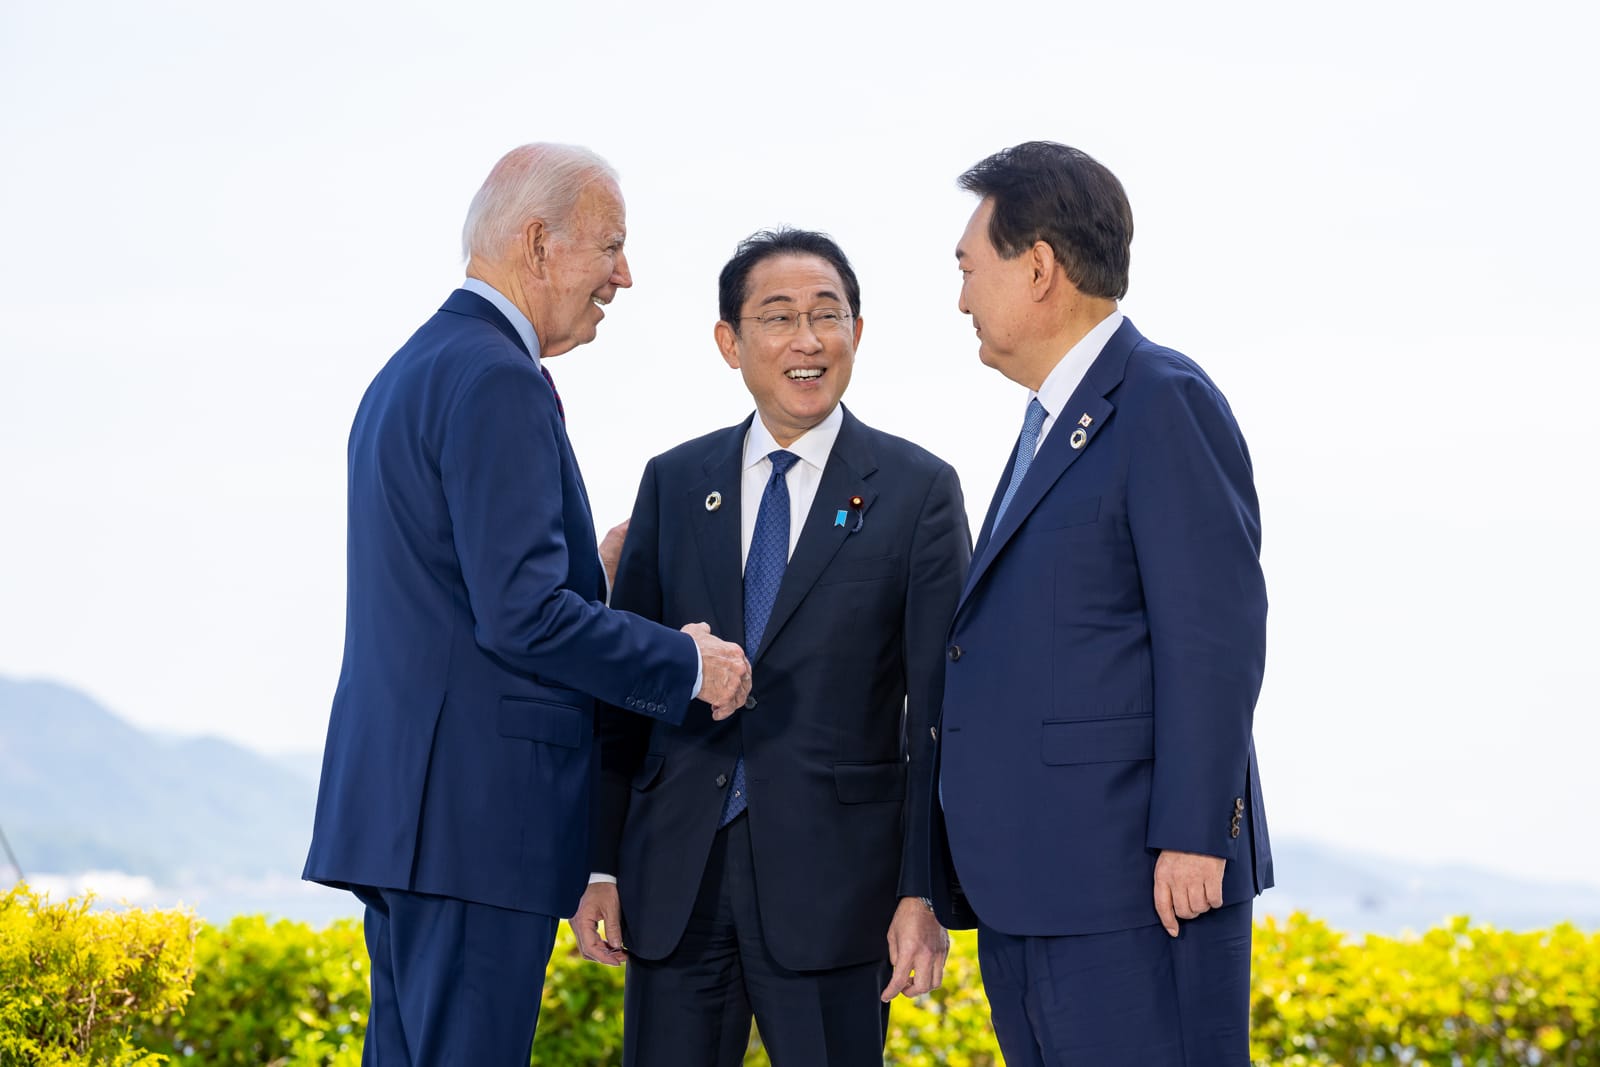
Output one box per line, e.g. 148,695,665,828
688,422,751,648
753,407,877,665
959,319,1141,610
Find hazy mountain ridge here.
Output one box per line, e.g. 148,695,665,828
0,677,314,883
3,676,1598,932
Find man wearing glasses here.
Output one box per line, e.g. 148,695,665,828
574,229,971,1066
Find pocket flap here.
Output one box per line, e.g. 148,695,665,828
497,697,585,748
1040,716,1153,765
833,760,906,804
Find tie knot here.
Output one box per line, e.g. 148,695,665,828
767,450,800,477
1023,398,1047,435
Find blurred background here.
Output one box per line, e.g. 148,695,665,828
2,0,1597,935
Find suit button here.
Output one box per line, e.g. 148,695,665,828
930,726,938,741
948,645,963,662
1234,797,1245,813
715,774,729,788
1230,823,1242,839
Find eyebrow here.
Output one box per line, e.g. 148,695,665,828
757,288,843,308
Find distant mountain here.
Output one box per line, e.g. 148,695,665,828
0,677,316,884
4,675,1600,933
1262,839,1600,935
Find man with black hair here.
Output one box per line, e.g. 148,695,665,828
576,228,970,1067
931,141,1273,1065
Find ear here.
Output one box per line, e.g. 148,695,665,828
850,313,864,349
522,219,552,278
714,320,742,369
1029,240,1060,301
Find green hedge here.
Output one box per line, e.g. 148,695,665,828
5,883,1599,1066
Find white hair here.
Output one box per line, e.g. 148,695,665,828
460,143,619,262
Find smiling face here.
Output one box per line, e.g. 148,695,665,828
532,178,632,357
715,253,861,447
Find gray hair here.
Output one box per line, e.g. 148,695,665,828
460,143,619,261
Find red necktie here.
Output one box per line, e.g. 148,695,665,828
539,365,565,422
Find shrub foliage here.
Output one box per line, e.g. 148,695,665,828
0,885,196,1067
4,884,1598,1066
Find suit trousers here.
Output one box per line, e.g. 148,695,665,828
622,813,892,1067
354,886,558,1067
977,900,1253,1067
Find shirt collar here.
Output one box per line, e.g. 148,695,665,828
742,403,845,473
1032,309,1124,419
460,277,542,363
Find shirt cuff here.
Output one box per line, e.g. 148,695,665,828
689,632,703,701
588,872,617,885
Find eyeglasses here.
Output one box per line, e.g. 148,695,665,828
739,308,854,337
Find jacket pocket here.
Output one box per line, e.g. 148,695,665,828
1038,494,1101,530
816,554,902,586
833,760,906,803
631,753,665,791
496,697,584,748
1040,715,1153,765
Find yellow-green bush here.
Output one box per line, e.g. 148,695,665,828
1253,912,1600,1066
0,885,196,1067
8,886,1600,1066
138,915,368,1066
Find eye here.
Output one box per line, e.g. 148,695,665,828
762,311,798,329
812,310,845,326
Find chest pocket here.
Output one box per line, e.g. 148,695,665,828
816,553,901,587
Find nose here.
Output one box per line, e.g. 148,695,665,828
958,283,970,316
613,249,633,289
790,318,824,352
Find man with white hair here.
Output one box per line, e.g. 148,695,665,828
303,143,752,1065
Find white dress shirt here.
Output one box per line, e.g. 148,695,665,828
1026,309,1124,458
739,404,844,568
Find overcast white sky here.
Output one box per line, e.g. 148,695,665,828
3,0,1597,887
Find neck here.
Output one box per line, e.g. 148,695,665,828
466,259,542,343
1013,297,1117,391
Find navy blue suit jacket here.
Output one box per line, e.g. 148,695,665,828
930,318,1273,936
592,408,970,971
303,290,699,918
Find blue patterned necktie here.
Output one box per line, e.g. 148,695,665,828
719,449,799,826
991,398,1047,531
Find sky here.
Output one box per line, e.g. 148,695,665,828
2,0,1597,888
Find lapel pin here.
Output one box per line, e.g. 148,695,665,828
1069,428,1088,450
705,491,722,512
834,510,847,527
849,495,866,533
1078,413,1093,428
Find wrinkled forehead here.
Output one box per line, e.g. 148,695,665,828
569,178,627,236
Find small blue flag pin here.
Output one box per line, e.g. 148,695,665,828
834,510,848,527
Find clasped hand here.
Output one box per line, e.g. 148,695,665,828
683,622,751,719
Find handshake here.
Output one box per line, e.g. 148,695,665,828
681,622,752,719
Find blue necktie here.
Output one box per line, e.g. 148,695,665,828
991,398,1047,531
720,449,799,826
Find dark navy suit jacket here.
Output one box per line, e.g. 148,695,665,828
303,289,698,918
592,408,970,971
930,318,1273,936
